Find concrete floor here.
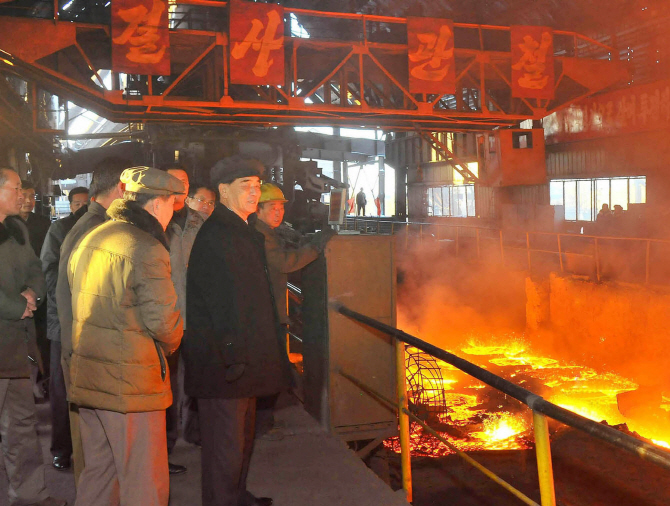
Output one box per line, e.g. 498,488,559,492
0,396,409,506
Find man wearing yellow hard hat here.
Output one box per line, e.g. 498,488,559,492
253,182,335,439
255,182,335,326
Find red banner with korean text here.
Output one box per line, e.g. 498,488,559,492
511,26,554,100
111,0,170,75
543,78,670,145
407,17,456,95
229,0,285,86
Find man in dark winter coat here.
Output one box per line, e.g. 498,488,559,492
40,187,88,471
20,180,52,399
184,155,291,506
19,180,50,256
0,168,66,506
161,165,191,474
41,188,90,348
55,158,126,484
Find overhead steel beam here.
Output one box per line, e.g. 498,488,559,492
0,5,629,131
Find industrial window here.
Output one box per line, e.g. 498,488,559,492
549,176,646,221
512,131,533,149
427,185,475,217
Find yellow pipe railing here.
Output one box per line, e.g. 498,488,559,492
533,411,556,506
340,369,543,506
333,302,670,505
395,341,412,502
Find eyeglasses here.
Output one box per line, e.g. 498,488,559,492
190,196,215,207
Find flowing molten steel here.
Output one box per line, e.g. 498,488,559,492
386,339,670,457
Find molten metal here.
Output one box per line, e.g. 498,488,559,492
387,338,670,457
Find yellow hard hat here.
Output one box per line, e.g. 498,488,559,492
259,183,288,204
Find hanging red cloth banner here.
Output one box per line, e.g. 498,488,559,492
111,0,170,75
229,0,285,86
511,26,555,100
407,17,456,95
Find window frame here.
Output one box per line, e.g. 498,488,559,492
549,176,646,222
427,184,476,218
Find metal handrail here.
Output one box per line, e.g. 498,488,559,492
343,217,670,285
345,217,670,244
331,302,670,505
339,369,541,506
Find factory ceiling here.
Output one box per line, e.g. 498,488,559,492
283,0,668,34
0,0,666,134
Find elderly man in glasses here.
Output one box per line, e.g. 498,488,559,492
186,185,217,218
163,168,216,467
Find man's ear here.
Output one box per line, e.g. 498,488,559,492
218,183,227,200
155,196,165,215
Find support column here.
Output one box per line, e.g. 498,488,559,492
395,166,407,221
333,127,342,182
343,160,349,212
378,155,385,216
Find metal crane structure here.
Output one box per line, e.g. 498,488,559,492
0,0,629,134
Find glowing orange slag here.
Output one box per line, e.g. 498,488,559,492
386,337,670,457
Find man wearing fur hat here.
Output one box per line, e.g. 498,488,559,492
184,156,291,506
66,167,184,506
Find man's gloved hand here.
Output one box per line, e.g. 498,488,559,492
310,227,337,253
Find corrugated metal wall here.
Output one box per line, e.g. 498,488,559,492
503,185,549,206
475,186,497,219
546,129,670,179
389,131,485,220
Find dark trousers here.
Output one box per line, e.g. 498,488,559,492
356,204,365,216
198,397,256,506
49,340,72,459
179,355,200,445
166,348,180,454
254,393,279,437
0,378,49,505
34,305,49,379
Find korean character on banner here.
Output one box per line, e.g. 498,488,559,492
229,0,285,86
111,0,170,75
647,89,661,124
589,100,602,130
510,26,555,100
637,92,654,127
615,94,636,128
603,100,615,129
661,86,670,122
407,17,456,95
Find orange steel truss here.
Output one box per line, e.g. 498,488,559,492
0,1,630,130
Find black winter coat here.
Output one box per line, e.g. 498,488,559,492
0,217,46,378
40,206,87,342
24,212,51,257
183,204,291,399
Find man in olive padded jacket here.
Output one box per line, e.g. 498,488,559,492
67,167,184,506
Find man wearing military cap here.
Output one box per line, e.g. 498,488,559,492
66,167,184,506
184,155,291,506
